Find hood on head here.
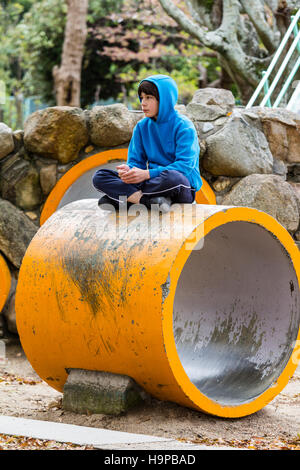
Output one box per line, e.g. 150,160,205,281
139,74,178,123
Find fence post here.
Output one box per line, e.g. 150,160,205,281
262,71,272,107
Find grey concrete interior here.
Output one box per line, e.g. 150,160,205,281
173,221,300,406
57,160,125,210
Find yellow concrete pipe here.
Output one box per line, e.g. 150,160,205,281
40,149,216,225
0,254,11,313
16,200,300,418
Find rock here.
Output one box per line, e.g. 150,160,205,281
246,107,300,164
16,166,42,210
63,369,144,415
174,104,188,115
194,122,216,140
202,122,214,133
0,154,42,210
242,110,260,121
272,158,287,178
89,104,135,147
84,145,94,153
186,88,235,122
203,112,273,176
187,102,226,122
3,292,17,335
288,182,300,214
192,87,235,107
129,110,146,126
39,164,57,196
195,116,230,140
199,139,207,155
287,164,300,183
222,174,299,233
212,176,239,193
0,198,38,268
24,107,89,164
214,116,229,126
1,270,18,334
12,130,24,152
0,315,5,337
57,162,74,175
25,211,38,221
0,123,14,159
0,152,28,187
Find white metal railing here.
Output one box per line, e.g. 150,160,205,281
287,80,300,112
273,55,300,107
246,9,300,109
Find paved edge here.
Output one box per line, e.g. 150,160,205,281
0,415,236,450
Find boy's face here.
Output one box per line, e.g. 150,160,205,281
140,92,159,119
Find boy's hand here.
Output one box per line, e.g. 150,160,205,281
116,164,130,178
120,167,150,184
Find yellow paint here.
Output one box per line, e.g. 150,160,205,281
40,149,128,225
40,149,216,225
195,178,216,205
162,207,300,417
0,254,11,313
15,203,300,418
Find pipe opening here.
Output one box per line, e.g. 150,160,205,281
57,160,125,210
173,221,300,406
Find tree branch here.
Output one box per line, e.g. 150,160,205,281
237,11,264,58
185,0,213,28
158,0,280,101
239,0,280,52
217,0,240,36
158,0,224,50
185,0,205,26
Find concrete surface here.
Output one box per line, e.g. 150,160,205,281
0,415,236,450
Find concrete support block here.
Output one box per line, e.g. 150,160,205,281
62,369,144,416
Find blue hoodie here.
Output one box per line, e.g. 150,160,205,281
127,74,202,191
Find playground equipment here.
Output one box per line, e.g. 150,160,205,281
40,150,216,225
0,254,11,313
16,200,300,418
246,9,300,111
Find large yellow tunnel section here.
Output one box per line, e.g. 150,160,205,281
16,200,300,418
0,254,11,313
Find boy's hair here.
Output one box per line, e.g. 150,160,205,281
138,81,159,101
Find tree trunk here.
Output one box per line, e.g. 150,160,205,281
53,0,88,107
15,92,23,129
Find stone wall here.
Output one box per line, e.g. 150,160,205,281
1,89,300,335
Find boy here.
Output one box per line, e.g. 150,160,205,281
92,74,202,213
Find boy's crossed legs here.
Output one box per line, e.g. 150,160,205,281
92,169,196,212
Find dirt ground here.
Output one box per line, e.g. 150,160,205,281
0,338,300,450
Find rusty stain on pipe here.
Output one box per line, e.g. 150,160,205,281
15,200,300,418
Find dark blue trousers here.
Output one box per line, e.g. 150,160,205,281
92,169,196,205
